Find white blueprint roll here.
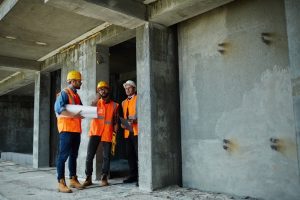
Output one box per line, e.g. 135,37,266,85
65,104,97,118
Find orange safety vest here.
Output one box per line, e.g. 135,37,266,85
122,95,138,138
89,99,118,142
57,88,82,133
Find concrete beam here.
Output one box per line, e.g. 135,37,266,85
37,23,111,61
0,0,18,20
95,25,136,46
0,55,41,71
149,0,234,26
41,25,135,72
45,0,146,29
86,0,146,20
0,70,35,96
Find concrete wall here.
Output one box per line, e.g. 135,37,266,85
1,152,33,166
137,23,181,191
0,95,33,154
284,0,300,175
178,0,299,199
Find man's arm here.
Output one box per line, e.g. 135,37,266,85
113,104,119,133
54,90,83,118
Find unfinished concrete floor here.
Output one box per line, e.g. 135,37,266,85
0,160,259,200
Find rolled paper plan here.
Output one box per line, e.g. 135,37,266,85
62,104,97,118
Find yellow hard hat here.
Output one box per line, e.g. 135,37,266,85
67,70,81,81
97,81,109,89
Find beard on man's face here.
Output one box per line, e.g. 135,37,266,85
100,93,109,98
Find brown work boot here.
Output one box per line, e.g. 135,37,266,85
82,175,92,187
100,174,109,187
58,179,72,193
69,176,84,190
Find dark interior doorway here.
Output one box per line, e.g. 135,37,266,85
108,38,136,178
49,69,61,167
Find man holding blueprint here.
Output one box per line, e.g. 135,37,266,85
54,70,85,193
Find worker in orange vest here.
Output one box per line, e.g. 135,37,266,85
54,70,85,193
121,80,138,186
83,81,119,187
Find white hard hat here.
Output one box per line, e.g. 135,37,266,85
123,80,136,88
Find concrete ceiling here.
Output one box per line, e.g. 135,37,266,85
0,0,107,96
0,0,104,60
0,0,234,97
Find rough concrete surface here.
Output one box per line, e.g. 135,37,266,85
0,160,259,200
178,0,299,199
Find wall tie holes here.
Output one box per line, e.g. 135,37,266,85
261,32,272,45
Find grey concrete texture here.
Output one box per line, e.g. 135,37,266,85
0,55,40,71
0,95,34,154
0,0,103,60
1,152,32,166
0,69,36,96
33,72,51,168
0,0,18,20
0,160,259,200
136,23,181,191
46,0,145,29
148,0,234,27
284,0,300,174
178,0,299,199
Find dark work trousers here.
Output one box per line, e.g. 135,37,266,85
56,132,81,181
85,136,111,176
126,132,138,178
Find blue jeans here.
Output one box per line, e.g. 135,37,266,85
56,132,81,181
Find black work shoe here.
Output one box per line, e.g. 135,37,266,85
123,176,137,183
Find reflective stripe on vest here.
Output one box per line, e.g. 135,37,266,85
57,88,82,133
122,95,138,138
89,100,118,142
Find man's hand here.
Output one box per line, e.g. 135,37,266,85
128,118,137,124
91,93,100,106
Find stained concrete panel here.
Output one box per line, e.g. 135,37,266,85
178,0,299,199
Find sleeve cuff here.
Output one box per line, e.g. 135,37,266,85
58,107,66,115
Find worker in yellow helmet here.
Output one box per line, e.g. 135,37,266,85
54,70,84,193
83,81,119,187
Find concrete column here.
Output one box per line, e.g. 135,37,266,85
33,72,50,168
136,22,181,191
285,0,300,174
